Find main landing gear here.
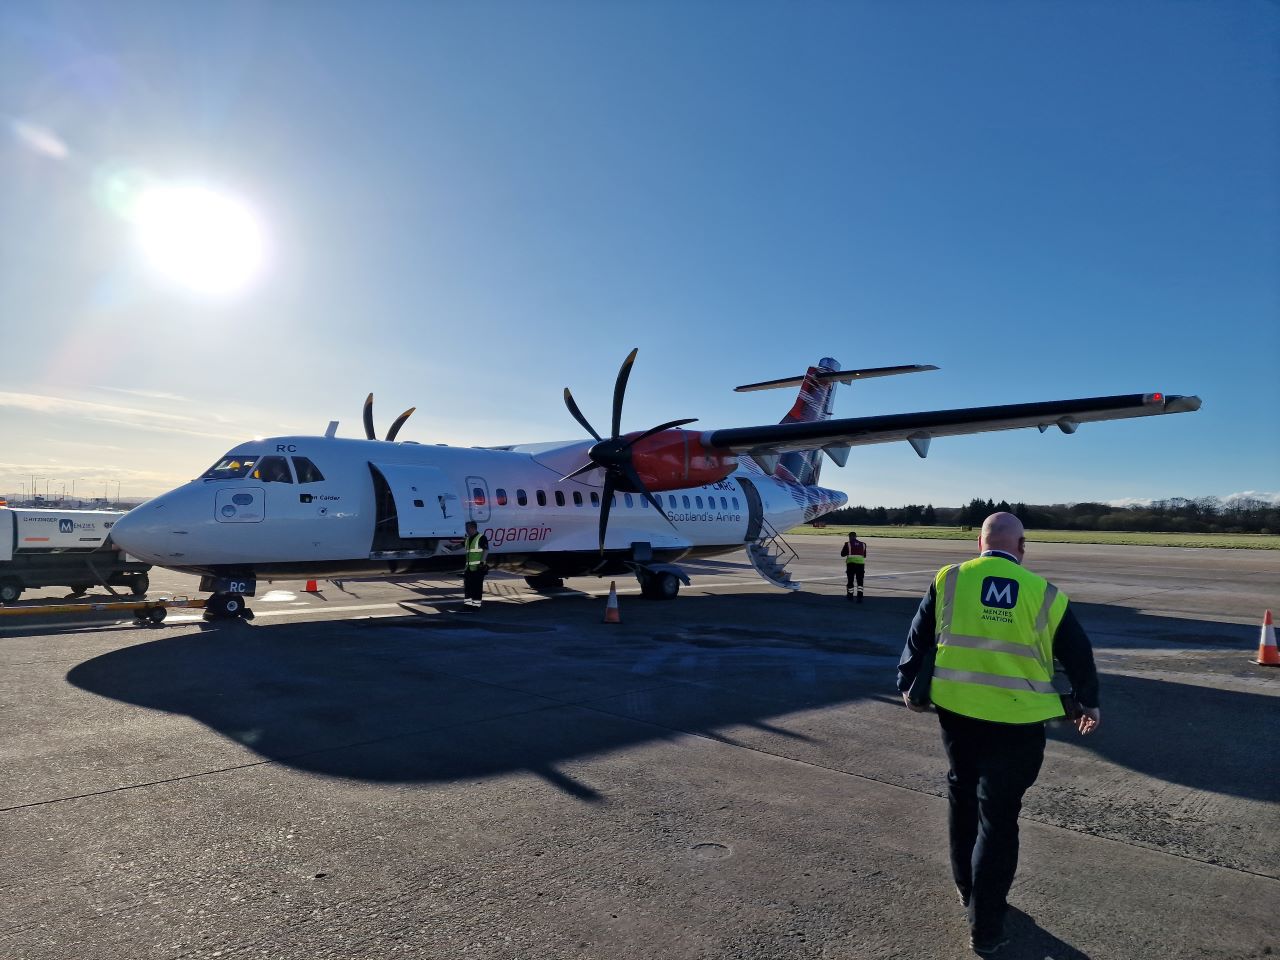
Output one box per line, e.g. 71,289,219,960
638,569,681,601
204,592,254,621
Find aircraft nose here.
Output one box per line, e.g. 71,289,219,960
109,499,177,564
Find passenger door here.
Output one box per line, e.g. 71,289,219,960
370,462,466,538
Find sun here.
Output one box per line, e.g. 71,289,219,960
132,183,267,297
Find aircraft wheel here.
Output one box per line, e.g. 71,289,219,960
654,572,680,600
204,592,245,620
640,571,680,601
149,607,167,624
0,577,23,604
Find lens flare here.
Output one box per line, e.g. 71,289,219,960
132,184,268,297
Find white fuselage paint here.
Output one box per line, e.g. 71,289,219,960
111,437,848,581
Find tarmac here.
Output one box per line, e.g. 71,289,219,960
1,535,1277,960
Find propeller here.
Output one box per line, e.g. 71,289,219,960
362,393,417,441
561,348,697,553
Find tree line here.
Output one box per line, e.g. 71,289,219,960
823,497,1278,535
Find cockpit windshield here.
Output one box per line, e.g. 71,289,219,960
202,454,260,480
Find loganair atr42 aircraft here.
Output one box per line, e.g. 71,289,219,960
109,352,1200,618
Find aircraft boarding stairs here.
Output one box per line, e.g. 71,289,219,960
745,520,800,591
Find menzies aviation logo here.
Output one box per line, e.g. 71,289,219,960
981,576,1019,610
59,519,74,533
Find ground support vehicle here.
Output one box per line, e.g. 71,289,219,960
0,507,152,603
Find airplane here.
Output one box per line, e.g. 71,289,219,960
108,351,1201,619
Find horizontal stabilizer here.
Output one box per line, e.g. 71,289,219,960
735,364,938,393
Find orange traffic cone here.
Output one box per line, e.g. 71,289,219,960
603,581,621,624
304,579,320,593
1254,609,1278,666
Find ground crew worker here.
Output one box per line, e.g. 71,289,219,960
896,512,1100,955
461,520,489,611
840,531,867,602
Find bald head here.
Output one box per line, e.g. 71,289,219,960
980,512,1025,561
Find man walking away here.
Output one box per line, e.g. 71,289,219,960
461,520,489,612
840,531,867,602
897,512,1100,955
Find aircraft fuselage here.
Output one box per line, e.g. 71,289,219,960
110,436,848,584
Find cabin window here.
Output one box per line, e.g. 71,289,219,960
624,493,634,508
590,491,599,507
496,488,508,506
202,454,259,480
253,456,293,484
536,490,547,506
573,491,583,507
472,487,486,506
682,496,691,509
732,497,740,510
695,496,703,509
668,495,677,509
292,457,325,483
640,496,648,508
554,490,565,507
720,497,728,510
517,489,528,506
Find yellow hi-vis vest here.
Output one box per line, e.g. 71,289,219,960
464,533,485,572
845,542,866,565
930,555,1067,724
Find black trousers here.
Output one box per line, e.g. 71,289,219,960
463,568,485,603
845,565,865,594
937,708,1046,938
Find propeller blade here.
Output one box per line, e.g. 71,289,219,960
598,475,615,554
625,465,677,530
558,461,598,483
385,407,416,442
611,348,638,439
362,393,376,440
621,417,699,450
563,387,602,442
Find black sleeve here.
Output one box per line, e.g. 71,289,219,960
1053,604,1100,708
479,535,489,550
897,581,938,693
840,543,849,557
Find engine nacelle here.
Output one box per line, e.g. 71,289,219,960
626,429,736,491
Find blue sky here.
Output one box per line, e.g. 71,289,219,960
1,1,1276,507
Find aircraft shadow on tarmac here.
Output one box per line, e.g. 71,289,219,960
62,592,1277,805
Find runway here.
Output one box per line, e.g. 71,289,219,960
1,536,1276,960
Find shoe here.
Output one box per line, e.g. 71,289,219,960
969,931,1009,955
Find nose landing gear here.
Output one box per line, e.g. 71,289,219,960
204,592,254,621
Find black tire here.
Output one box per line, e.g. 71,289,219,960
640,571,680,601
0,578,22,604
129,575,149,597
204,593,244,619
149,607,167,624
654,571,680,600
69,583,90,596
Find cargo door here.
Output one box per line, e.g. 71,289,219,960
370,462,465,538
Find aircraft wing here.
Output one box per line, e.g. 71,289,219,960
704,392,1202,459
